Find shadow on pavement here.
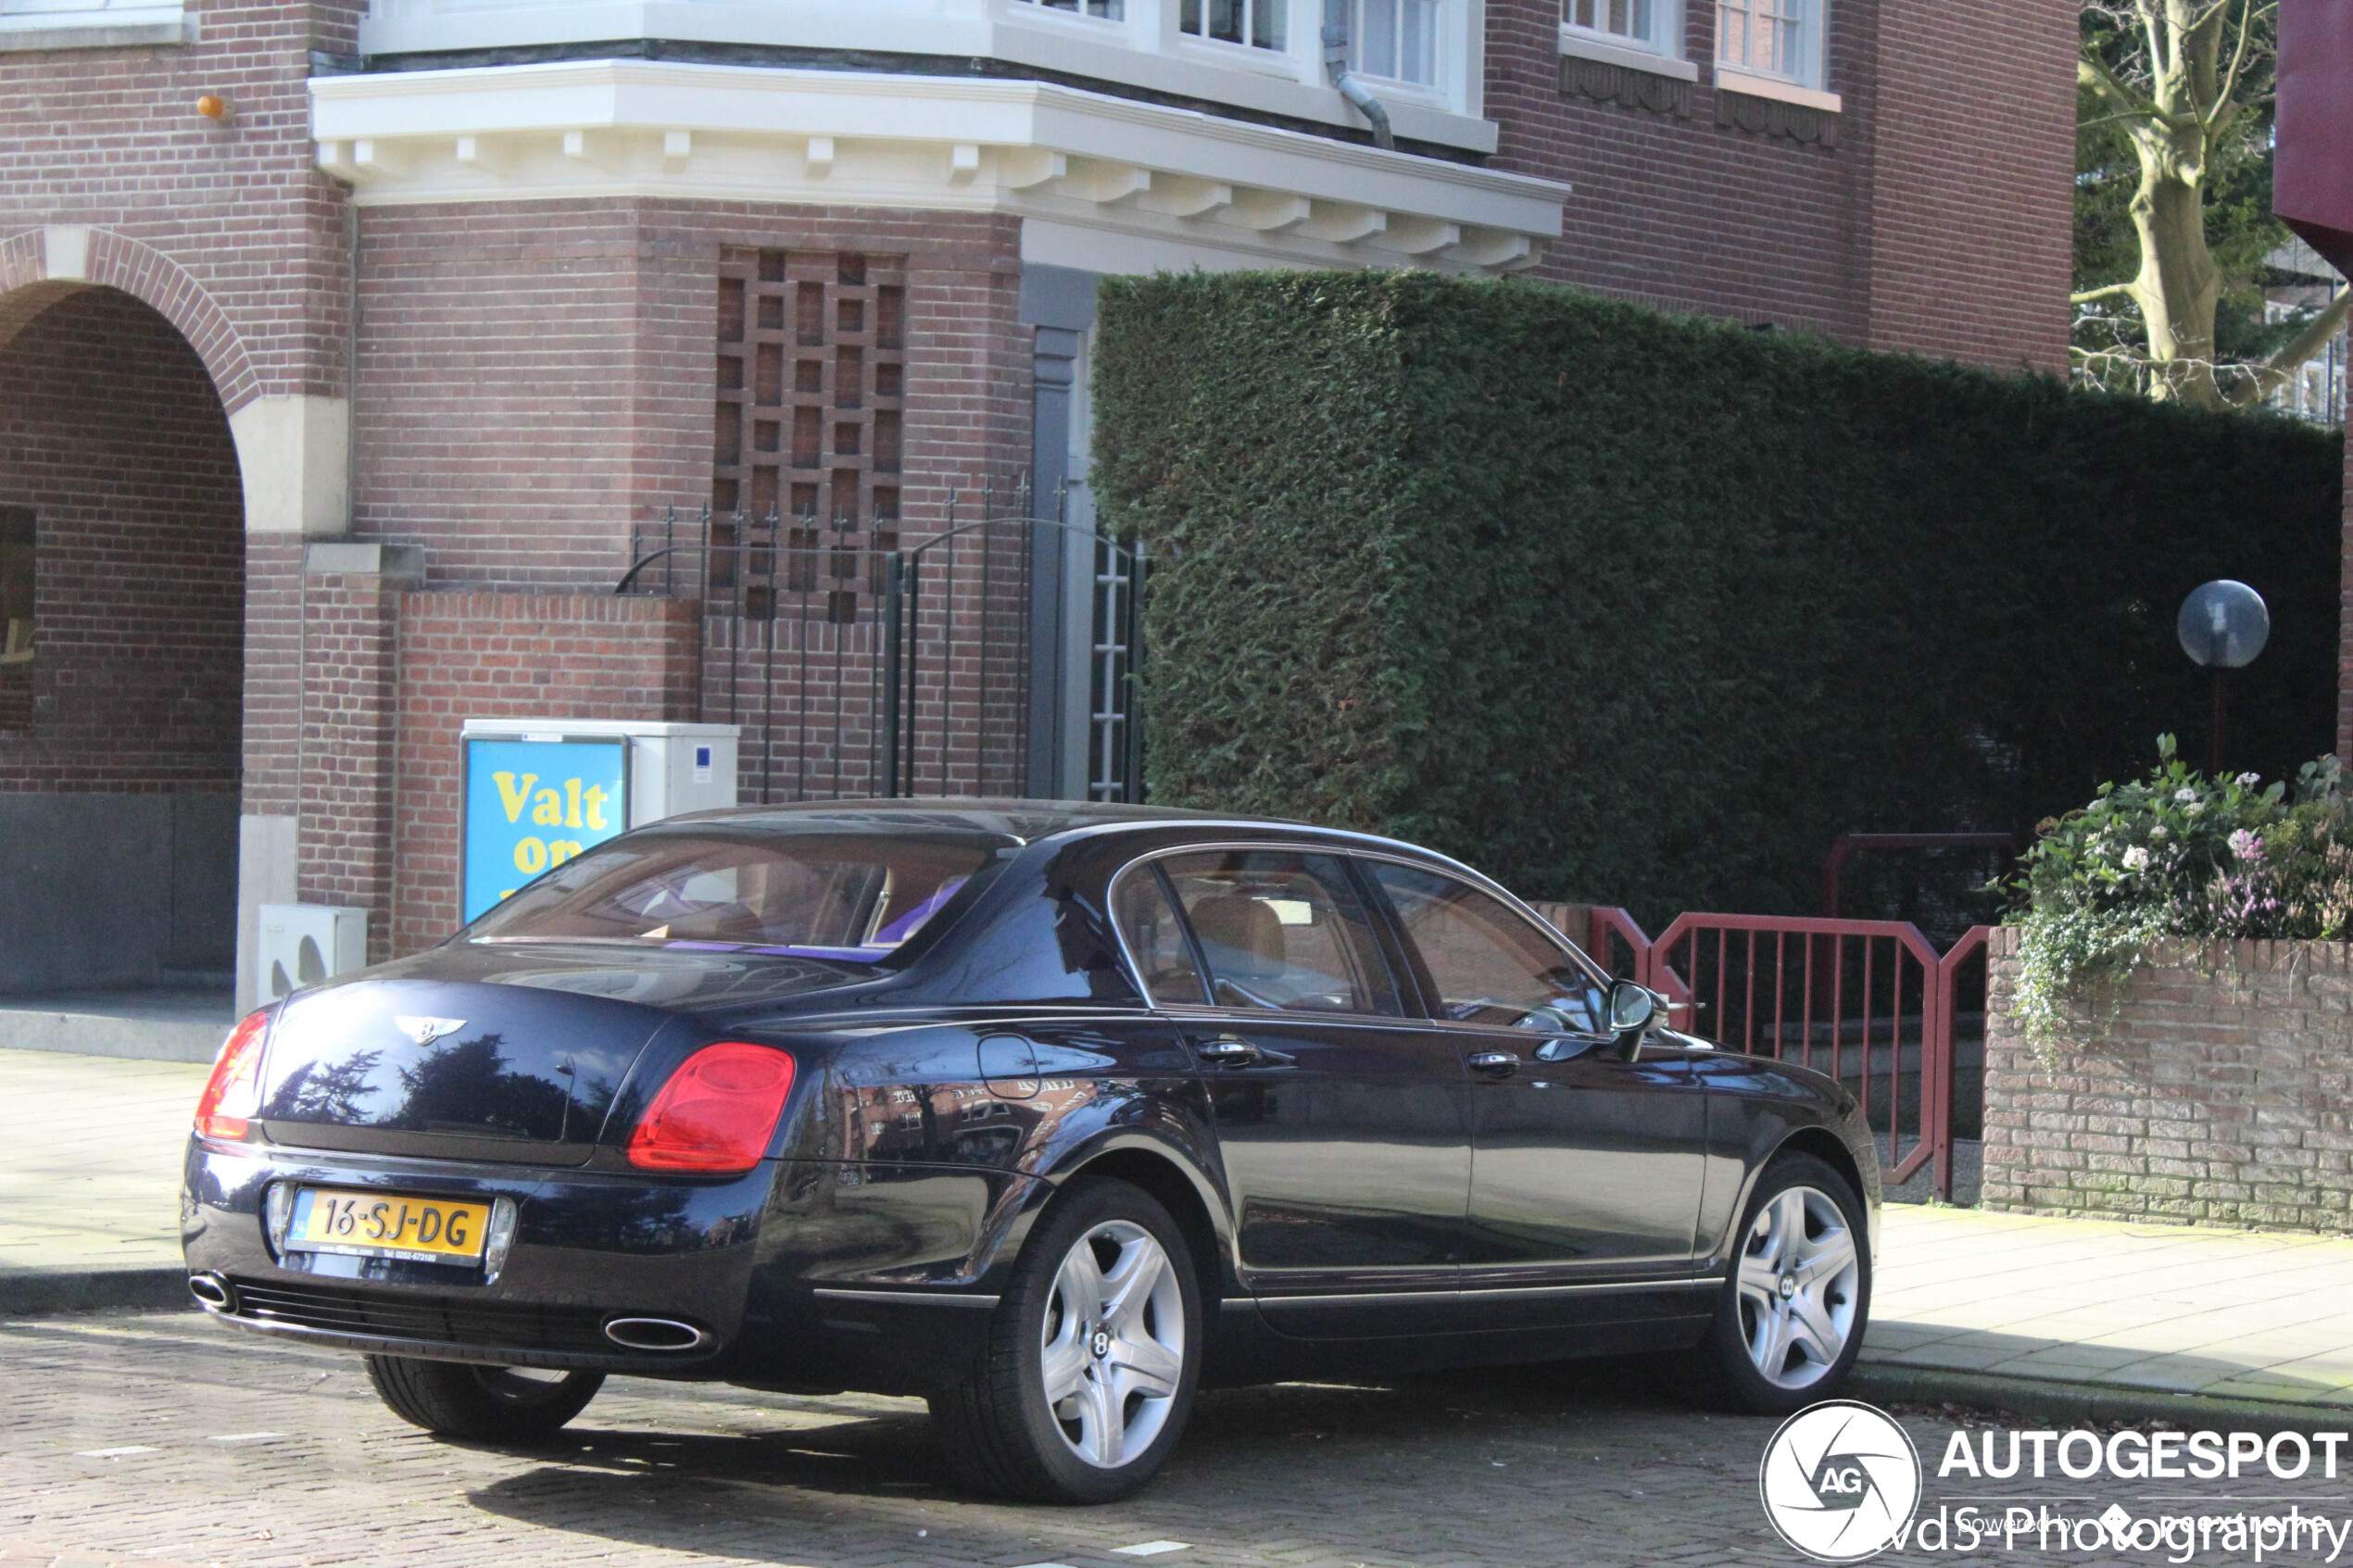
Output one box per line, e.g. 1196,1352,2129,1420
463,1355,1744,1562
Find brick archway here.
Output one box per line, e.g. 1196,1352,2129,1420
0,227,257,411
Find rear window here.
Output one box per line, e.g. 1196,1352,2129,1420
465,830,1001,964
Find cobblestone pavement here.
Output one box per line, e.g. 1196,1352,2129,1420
8,1313,2353,1568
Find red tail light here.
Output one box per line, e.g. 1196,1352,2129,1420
626,1043,797,1173
195,1009,273,1141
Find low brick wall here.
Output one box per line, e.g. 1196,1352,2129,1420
1982,928,2353,1230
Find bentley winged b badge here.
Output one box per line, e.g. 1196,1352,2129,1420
393,1016,469,1048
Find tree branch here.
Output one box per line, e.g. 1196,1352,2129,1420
2223,290,2353,408
2071,281,2143,306
2078,51,2158,118
2207,0,2272,132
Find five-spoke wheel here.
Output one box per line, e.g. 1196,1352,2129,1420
931,1178,1202,1503
1734,1183,1860,1391
1038,1218,1189,1470
1688,1151,1869,1414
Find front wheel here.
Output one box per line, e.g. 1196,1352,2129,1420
1685,1151,1869,1415
365,1356,604,1442
931,1177,1202,1503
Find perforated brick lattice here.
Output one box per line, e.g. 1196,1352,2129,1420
715,250,908,623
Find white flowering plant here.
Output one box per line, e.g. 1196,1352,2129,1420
2009,736,2352,1041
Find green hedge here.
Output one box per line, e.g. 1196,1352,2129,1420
1092,270,2346,926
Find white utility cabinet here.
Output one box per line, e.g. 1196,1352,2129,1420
256,903,369,1001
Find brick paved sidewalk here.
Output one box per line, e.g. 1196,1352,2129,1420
6,1049,2350,1417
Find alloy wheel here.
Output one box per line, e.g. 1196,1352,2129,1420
1735,1184,1859,1390
1038,1219,1187,1469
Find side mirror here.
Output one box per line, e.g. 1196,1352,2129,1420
1607,979,1658,1041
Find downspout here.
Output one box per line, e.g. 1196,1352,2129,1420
1321,0,1395,150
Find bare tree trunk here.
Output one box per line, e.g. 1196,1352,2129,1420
2128,144,2223,407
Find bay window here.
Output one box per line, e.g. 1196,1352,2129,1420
1354,0,1441,86
1718,0,1814,83
1565,0,1664,52
1181,0,1284,50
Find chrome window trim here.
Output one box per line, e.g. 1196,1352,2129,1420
1106,839,1415,1022
812,1288,1002,1310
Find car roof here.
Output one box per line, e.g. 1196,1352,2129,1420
653,797,1497,880
658,797,1307,845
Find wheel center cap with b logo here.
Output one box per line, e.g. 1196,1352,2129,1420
1091,1329,1112,1359
1780,1274,1798,1299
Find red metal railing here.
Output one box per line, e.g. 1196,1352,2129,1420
1585,908,1991,1199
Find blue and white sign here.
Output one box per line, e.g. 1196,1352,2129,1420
463,737,630,922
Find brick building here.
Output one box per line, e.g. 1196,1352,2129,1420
2274,0,2353,773
0,0,2075,1010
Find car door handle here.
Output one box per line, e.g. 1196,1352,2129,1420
1192,1037,1262,1069
1466,1051,1519,1078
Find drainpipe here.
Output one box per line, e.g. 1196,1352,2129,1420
1322,0,1395,150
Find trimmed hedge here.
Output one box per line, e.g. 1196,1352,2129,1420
1092,271,2345,926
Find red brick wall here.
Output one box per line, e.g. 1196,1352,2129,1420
1855,0,2076,370
0,1,362,408
390,594,700,957
297,570,403,954
1486,0,2072,371
2341,377,2351,765
352,201,1031,592
0,287,243,790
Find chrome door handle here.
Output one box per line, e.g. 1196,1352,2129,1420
1193,1037,1261,1069
1466,1051,1519,1077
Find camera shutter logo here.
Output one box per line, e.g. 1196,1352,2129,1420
1758,1400,1922,1562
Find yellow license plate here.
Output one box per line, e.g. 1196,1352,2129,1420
289,1188,492,1266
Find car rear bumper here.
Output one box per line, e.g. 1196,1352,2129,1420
181,1136,1037,1392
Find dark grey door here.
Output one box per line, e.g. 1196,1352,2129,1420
1363,860,1709,1329
1118,848,1471,1336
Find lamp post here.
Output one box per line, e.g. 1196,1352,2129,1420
2176,580,2270,776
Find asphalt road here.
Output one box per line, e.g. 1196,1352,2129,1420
4,1311,2350,1568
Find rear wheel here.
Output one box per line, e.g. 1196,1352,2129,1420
364,1356,604,1442
930,1178,1202,1504
1685,1152,1869,1415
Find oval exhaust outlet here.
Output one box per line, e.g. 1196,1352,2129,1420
188,1273,236,1313
603,1317,711,1353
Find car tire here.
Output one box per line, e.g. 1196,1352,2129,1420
930,1177,1202,1504
1685,1151,1870,1416
364,1355,605,1442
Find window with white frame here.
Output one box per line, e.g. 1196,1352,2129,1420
1353,0,1441,86
1180,0,1285,51
1565,0,1668,55
1718,0,1814,82
1014,0,1124,16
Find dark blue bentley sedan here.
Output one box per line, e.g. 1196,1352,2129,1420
182,803,1880,1503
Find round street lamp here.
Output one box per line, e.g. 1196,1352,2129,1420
2176,580,2270,776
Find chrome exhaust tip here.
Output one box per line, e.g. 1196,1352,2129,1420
187,1273,236,1313
602,1317,711,1353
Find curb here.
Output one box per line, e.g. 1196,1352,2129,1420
1855,1362,2353,1436
0,1268,192,1317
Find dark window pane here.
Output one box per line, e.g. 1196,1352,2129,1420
1115,867,1208,1005
1159,850,1400,1015
1368,863,1607,1032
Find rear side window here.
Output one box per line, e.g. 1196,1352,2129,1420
1157,850,1401,1016
466,830,999,965
1367,862,1608,1032
1114,866,1210,1006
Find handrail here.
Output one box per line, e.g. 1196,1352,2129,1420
1579,905,1996,1201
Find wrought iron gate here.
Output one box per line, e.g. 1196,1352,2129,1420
619,497,1144,805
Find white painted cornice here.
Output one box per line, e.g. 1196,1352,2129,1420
311,60,1565,274
357,0,1494,153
